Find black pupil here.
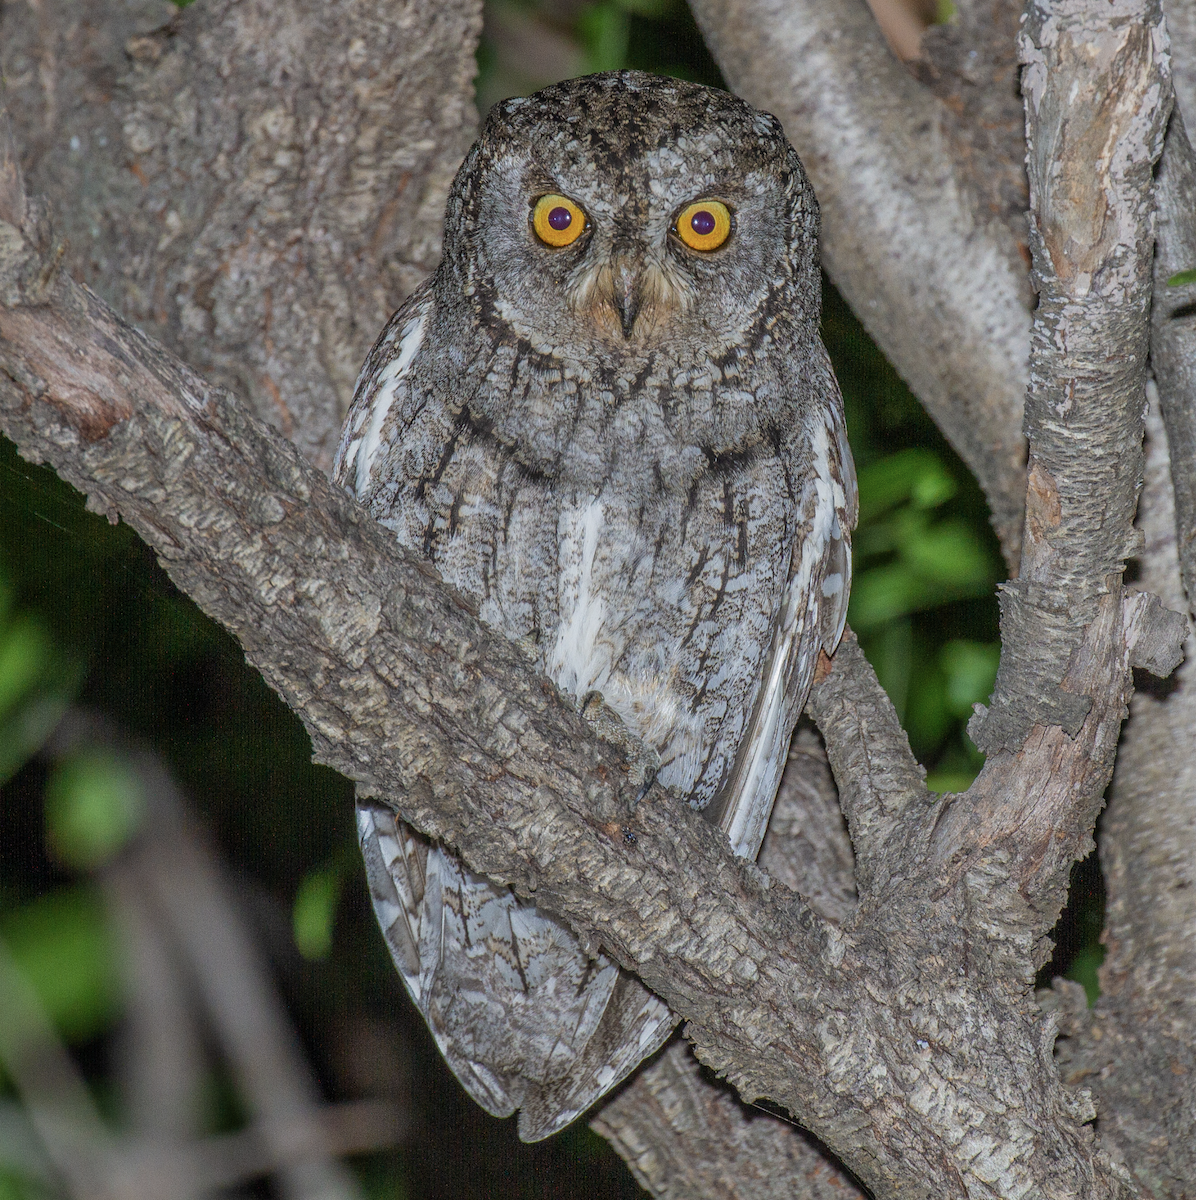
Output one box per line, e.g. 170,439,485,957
548,206,572,232
690,210,716,236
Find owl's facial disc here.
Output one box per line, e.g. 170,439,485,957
453,76,816,361
568,242,693,342
528,188,736,341
525,180,751,342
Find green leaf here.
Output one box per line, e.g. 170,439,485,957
849,555,993,630
0,1168,49,1200
898,517,994,588
0,601,83,786
576,2,631,72
861,618,913,719
1167,268,1196,287
924,768,978,794
849,564,935,630
904,662,951,755
0,618,44,720
0,887,120,1043
1065,945,1104,1006
293,864,343,961
856,448,957,525
940,640,1001,717
44,751,146,871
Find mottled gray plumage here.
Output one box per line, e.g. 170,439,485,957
335,71,856,1141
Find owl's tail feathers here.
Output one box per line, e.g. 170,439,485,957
516,975,676,1142
358,800,526,1118
357,798,676,1141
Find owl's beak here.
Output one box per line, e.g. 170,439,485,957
610,252,644,339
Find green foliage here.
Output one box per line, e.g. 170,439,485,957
0,1169,53,1200
293,861,344,961
576,3,631,73
1167,267,1196,287
1065,946,1105,1006
0,595,81,788
44,751,146,871
0,886,120,1044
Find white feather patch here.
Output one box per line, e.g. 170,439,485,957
548,499,611,698
354,311,427,496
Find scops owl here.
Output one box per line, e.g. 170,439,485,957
334,71,856,1141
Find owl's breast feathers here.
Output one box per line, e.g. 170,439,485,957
335,290,855,853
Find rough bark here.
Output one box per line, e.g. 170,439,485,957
1087,398,1196,1199
1165,0,1196,130
944,0,1177,945
596,727,863,1198
912,0,1030,258
593,1042,868,1200
1151,113,1196,617
689,0,1032,565
1,0,480,471
1051,111,1196,1198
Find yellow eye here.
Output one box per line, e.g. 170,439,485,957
532,194,587,247
675,200,732,252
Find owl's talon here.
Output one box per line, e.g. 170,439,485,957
630,768,657,813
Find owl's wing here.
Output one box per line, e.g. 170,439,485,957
358,798,676,1139
358,800,516,1113
710,362,858,860
333,283,436,499
516,974,675,1141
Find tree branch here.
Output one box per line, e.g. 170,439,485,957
1060,117,1196,1194
593,1042,867,1200
807,632,930,897
0,108,1162,1189
596,727,862,1199
927,0,1179,951
1151,111,1196,616
1165,0,1196,130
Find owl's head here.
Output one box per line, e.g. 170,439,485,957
440,72,819,363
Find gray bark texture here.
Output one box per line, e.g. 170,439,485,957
2,0,1196,1194
1,0,480,471
1038,95,1196,1199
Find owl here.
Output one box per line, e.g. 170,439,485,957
334,71,856,1141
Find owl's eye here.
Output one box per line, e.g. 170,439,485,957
532,194,587,248
675,200,733,252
